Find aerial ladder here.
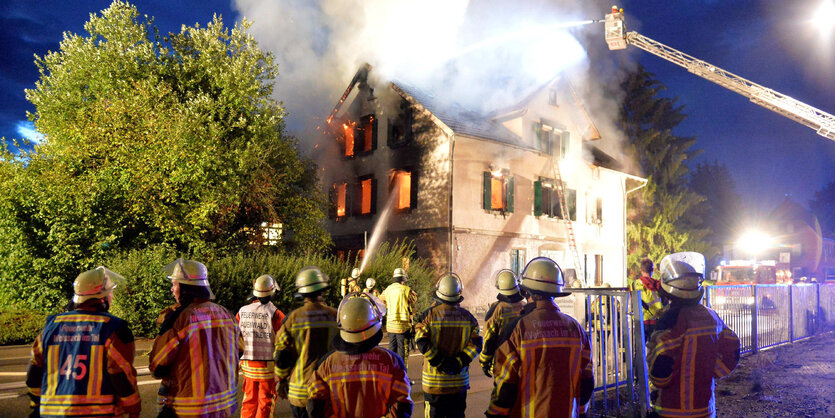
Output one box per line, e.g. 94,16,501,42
604,6,835,141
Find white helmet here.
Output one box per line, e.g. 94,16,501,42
163,258,214,299
658,252,705,300
365,277,376,289
351,268,360,279
73,267,123,304
253,274,278,297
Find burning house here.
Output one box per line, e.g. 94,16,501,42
322,64,645,308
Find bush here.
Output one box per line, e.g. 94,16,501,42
0,309,48,345
104,239,436,338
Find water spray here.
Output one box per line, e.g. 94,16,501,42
358,184,399,274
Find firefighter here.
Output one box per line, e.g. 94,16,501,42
479,269,525,377
340,268,362,297
380,267,418,373
150,259,241,418
274,266,338,418
486,257,594,418
646,252,740,418
237,274,286,418
307,295,413,417
414,273,482,418
26,267,140,418
628,257,664,340
363,277,380,297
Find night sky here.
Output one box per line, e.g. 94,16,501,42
1,0,833,217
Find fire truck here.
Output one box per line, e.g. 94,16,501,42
708,260,793,285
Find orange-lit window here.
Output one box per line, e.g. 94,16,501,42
335,183,347,217
491,177,504,210
391,170,412,210
359,115,375,152
343,122,355,157
361,178,372,215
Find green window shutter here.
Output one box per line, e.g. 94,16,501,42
328,186,337,219
507,176,514,213
533,180,542,216
483,172,492,210
596,197,602,222
410,169,419,210
371,178,378,214
353,125,362,155
371,116,378,151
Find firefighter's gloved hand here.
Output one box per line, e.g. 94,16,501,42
427,355,444,368
481,362,492,377
276,379,289,399
438,356,464,374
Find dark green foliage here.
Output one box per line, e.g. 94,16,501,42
0,1,329,311
808,181,835,238
620,66,714,274
105,240,435,337
0,309,47,345
690,161,744,261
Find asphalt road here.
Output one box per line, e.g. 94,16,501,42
0,340,496,418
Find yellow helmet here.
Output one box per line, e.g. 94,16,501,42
495,269,519,295
73,267,123,304
253,274,278,297
393,268,408,280
295,266,330,295
337,295,383,343
520,257,569,297
436,273,463,302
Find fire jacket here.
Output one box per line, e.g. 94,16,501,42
340,277,362,298
308,339,412,418
26,308,140,417
479,294,525,371
274,300,338,408
647,303,740,418
237,300,285,380
414,300,482,395
380,282,417,334
486,299,593,418
149,300,241,417
628,275,664,325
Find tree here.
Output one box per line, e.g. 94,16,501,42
808,181,835,238
619,66,714,275
0,1,330,309
689,161,744,259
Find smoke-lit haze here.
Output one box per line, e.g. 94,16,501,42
233,0,620,146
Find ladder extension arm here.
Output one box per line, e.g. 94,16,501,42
626,32,835,141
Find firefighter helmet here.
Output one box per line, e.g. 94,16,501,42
253,274,278,297
495,269,520,296
393,267,408,280
295,266,330,295
337,295,383,343
365,277,376,289
658,252,705,300
163,258,214,299
73,266,123,304
436,273,463,302
520,257,569,297
351,268,360,279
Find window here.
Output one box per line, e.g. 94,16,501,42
388,98,413,147
534,179,575,220
342,122,355,157
587,195,602,224
534,123,569,158
355,114,377,153
510,249,526,276
261,222,282,245
355,175,377,216
483,170,514,212
826,267,835,282
331,182,348,219
389,168,417,211
548,88,558,106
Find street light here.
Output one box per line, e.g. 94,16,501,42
736,230,775,257
811,1,835,37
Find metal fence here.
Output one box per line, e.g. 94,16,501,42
563,289,650,417
704,283,833,354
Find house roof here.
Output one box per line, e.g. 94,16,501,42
391,79,530,149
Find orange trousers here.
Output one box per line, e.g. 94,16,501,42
241,377,277,418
